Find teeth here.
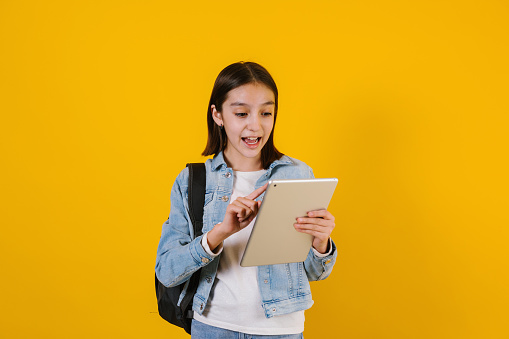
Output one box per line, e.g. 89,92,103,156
244,137,259,144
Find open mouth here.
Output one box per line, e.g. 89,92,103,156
242,137,261,148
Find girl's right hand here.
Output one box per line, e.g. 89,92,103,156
207,183,268,251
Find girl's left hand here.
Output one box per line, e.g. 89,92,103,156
294,209,335,254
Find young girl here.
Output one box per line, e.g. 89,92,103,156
155,62,337,338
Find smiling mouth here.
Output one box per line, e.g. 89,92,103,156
242,137,261,148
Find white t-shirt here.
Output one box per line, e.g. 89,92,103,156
193,169,305,335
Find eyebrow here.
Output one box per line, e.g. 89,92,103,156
230,101,275,107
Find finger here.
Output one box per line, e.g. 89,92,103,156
243,213,256,224
251,199,259,218
231,199,249,209
229,202,250,219
240,208,257,225
295,217,334,228
294,226,329,241
238,214,252,223
236,196,258,209
294,222,331,234
295,227,330,242
237,197,260,218
307,209,334,220
245,183,268,200
227,203,246,217
231,200,253,220
238,200,260,224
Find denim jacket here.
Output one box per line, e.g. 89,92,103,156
155,152,337,318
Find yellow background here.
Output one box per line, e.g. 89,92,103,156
1,0,508,338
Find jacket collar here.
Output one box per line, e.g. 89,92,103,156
210,151,293,171
210,151,227,171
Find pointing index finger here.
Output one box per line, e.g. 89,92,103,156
245,183,268,200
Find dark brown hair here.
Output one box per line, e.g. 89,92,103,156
202,61,283,169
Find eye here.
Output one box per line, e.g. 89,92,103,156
235,113,247,117
262,112,273,116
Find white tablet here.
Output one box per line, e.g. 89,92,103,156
240,178,338,267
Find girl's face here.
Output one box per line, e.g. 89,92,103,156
212,82,275,171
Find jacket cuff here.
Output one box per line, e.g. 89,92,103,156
189,234,217,266
319,239,336,270
309,238,337,279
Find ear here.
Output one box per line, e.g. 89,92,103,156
211,104,223,127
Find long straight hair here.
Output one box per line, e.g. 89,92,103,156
202,61,283,169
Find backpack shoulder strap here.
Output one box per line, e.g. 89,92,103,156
186,162,206,239
179,163,206,319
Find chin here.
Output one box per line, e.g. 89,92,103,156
241,150,262,159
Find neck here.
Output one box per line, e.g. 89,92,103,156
223,149,263,172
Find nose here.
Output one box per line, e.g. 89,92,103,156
247,114,261,132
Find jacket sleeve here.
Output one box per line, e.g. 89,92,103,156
303,164,338,281
303,239,338,281
155,168,216,287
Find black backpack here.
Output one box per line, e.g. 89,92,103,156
155,163,206,334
